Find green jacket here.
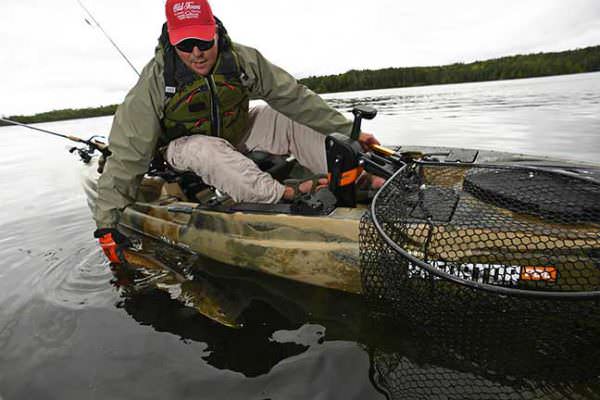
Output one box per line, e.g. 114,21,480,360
93,40,353,229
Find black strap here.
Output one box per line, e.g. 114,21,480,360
160,23,178,99
216,50,238,80
160,22,197,98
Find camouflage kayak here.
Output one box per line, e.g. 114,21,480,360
82,145,600,294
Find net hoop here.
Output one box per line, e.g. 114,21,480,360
368,161,600,300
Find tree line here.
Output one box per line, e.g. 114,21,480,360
1,105,118,126
2,45,598,125
300,45,600,93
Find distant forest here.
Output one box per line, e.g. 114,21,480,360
1,105,118,126
299,45,600,93
2,45,598,125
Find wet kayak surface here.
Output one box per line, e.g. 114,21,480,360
1,72,599,399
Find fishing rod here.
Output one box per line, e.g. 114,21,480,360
77,0,140,77
0,1,139,160
0,2,138,163
0,117,110,163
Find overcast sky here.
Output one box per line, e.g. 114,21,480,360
1,0,599,116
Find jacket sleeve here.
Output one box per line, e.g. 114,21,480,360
93,56,165,229
234,43,353,136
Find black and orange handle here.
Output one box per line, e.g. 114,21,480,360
328,166,364,187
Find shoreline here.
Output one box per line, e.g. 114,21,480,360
2,45,598,126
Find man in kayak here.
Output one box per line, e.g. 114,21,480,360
93,0,382,263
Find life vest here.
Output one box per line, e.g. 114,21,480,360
159,22,250,147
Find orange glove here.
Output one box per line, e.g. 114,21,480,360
93,228,131,264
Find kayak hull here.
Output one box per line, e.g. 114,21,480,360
82,145,600,294
122,204,364,293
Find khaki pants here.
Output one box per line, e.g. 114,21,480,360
165,105,328,203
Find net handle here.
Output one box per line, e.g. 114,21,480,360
369,163,600,300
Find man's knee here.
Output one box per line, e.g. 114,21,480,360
249,104,284,125
170,135,234,171
188,135,233,153
249,103,268,118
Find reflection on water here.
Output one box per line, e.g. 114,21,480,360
113,236,368,377
1,72,599,399
113,235,600,400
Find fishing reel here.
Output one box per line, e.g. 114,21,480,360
69,135,110,164
69,145,93,163
0,117,111,165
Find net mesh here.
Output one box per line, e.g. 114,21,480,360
361,162,600,299
359,162,600,397
369,345,599,400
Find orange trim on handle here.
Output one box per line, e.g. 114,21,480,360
328,166,364,187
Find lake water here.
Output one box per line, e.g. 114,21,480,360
0,72,599,399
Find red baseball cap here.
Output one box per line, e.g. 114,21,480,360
165,0,216,45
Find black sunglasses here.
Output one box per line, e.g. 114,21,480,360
175,38,216,53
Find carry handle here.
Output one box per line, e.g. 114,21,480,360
350,105,378,140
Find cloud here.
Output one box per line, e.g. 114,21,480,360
0,0,598,115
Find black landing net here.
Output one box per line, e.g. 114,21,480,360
361,162,600,303
359,162,600,393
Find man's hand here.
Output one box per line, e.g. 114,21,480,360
94,228,131,264
358,132,381,152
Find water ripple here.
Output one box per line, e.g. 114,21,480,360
38,247,116,310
